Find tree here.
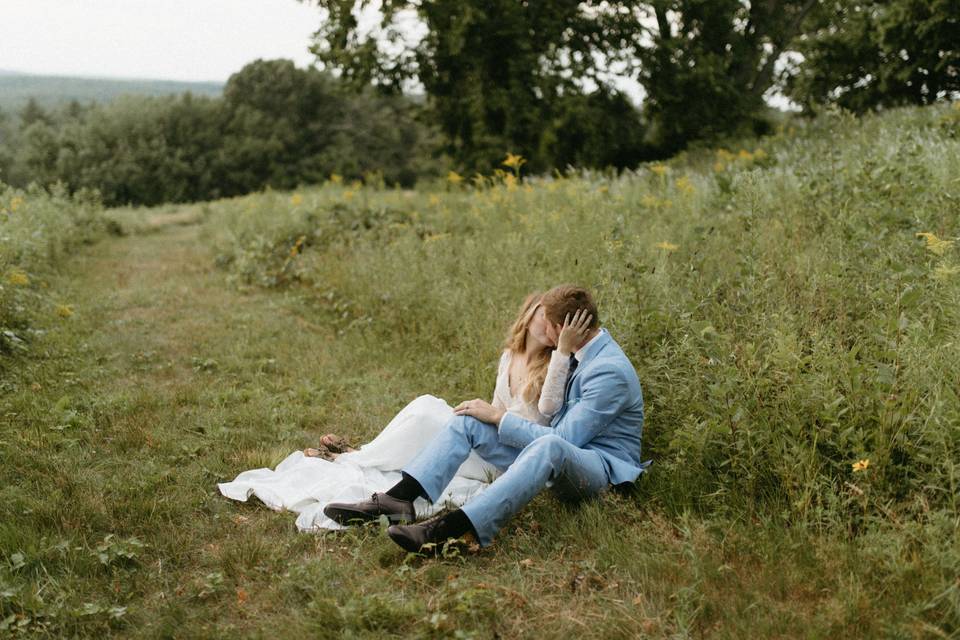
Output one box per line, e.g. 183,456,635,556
639,0,819,152
785,0,960,112
0,107,14,183
220,58,432,191
18,97,53,129
299,0,821,166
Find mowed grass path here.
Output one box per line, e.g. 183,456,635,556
2,212,942,638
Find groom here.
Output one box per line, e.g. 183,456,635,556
324,284,650,554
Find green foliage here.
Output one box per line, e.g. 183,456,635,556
786,0,960,113
0,182,112,363
0,60,437,207
304,0,824,166
636,0,813,152
307,0,657,172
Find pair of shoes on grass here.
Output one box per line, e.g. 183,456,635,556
323,492,479,557
388,511,481,557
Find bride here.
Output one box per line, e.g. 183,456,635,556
217,291,593,531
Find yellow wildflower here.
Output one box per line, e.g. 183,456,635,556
10,196,24,212
852,459,870,472
56,304,74,318
716,149,734,162
916,232,955,256
655,241,679,251
428,194,441,206
650,164,668,177
6,269,29,286
502,152,526,171
289,235,306,257
329,173,343,185
713,161,726,172
676,176,695,195
503,173,518,190
343,190,355,201
447,171,464,185
737,149,753,161
290,193,303,206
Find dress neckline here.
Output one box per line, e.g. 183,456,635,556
506,350,520,400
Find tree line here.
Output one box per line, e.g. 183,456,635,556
0,60,438,207
2,0,956,207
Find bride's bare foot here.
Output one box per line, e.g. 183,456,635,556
320,433,356,454
304,446,338,461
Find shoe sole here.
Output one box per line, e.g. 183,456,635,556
324,505,414,526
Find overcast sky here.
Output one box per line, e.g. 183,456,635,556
0,0,322,82
1,1,798,109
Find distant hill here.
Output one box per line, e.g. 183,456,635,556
0,70,223,115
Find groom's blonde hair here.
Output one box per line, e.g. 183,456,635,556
541,284,600,329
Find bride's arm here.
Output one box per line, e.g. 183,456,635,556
537,350,570,417
492,350,509,410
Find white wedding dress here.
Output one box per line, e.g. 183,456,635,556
217,349,570,531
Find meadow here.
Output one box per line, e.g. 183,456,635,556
0,103,958,638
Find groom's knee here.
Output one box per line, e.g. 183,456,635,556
520,433,568,464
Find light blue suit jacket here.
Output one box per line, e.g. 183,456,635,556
497,329,651,485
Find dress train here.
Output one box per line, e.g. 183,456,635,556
217,395,502,531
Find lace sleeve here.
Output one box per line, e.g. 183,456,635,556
537,350,570,417
492,350,510,410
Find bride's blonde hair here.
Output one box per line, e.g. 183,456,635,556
503,292,553,404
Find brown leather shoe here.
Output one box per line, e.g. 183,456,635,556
323,492,416,526
386,513,480,556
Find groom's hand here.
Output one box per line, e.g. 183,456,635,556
453,399,505,425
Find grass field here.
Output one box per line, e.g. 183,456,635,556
1,103,958,638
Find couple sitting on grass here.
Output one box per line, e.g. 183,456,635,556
220,284,650,556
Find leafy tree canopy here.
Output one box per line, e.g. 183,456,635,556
300,0,821,164
785,0,960,112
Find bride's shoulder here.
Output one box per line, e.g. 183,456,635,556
497,349,511,370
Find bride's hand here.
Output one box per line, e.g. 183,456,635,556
557,309,593,356
453,398,505,425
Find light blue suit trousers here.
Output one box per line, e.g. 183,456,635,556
402,329,649,548
402,415,610,547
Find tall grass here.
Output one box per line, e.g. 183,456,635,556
0,103,957,637
0,182,114,362
208,104,959,528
